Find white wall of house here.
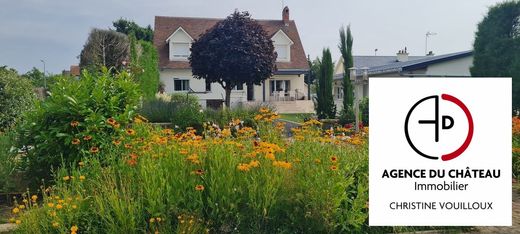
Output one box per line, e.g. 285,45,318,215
160,69,306,107
425,55,473,77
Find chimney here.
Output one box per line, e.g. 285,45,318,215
282,6,290,26
396,47,409,62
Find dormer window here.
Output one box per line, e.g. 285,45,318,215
166,27,193,61
271,30,294,62
172,42,190,59
274,44,289,61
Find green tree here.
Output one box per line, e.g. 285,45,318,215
315,49,336,119
113,18,153,42
190,11,277,107
79,29,130,72
0,66,35,131
339,25,355,114
471,1,520,112
129,34,160,99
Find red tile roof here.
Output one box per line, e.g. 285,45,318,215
70,65,80,76
153,16,309,71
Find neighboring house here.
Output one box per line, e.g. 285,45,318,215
333,50,473,111
153,7,313,113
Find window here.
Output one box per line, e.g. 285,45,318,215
234,83,244,90
171,43,190,59
270,80,290,93
274,44,289,61
205,80,211,92
174,79,190,91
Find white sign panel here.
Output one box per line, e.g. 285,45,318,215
369,78,511,226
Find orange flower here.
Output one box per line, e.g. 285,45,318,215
127,158,137,166
330,165,338,171
126,129,136,135
124,143,133,149
195,185,205,191
162,128,173,135
112,139,122,146
83,135,92,141
130,153,138,160
71,138,80,145
70,121,79,127
113,123,121,129
330,156,338,163
89,146,99,154
192,169,204,175
106,117,117,126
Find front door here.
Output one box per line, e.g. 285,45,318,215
247,84,254,101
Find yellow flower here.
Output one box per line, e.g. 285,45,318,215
78,161,85,167
72,205,78,209
221,128,231,137
71,225,78,232
149,217,155,223
330,156,338,163
15,220,21,225
330,165,338,171
8,218,15,223
248,160,260,168
71,138,80,145
22,199,28,204
79,175,86,181
63,176,71,181
48,202,55,208
237,163,251,172
273,160,292,169
126,128,136,135
156,217,162,222
52,222,59,228
12,207,19,214
31,195,38,201
18,205,25,209
56,204,63,210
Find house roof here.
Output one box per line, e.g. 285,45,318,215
334,50,473,80
153,16,309,72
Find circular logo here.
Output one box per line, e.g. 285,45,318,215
404,94,474,161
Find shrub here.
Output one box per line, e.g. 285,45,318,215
12,115,370,233
204,104,264,127
138,98,178,123
169,93,204,132
513,117,520,178
0,132,19,193
0,67,35,132
17,69,141,186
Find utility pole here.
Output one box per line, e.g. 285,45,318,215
40,59,47,89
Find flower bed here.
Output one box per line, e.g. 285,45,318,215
9,109,369,233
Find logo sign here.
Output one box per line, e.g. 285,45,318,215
369,78,511,226
404,94,473,161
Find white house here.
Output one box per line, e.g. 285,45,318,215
153,7,313,113
333,50,474,111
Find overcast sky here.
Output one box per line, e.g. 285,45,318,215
0,0,504,74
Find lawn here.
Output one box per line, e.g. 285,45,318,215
279,113,313,123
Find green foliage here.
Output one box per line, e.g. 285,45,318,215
79,29,130,72
360,97,369,126
169,94,204,132
0,132,18,193
113,18,153,42
129,35,160,99
13,120,369,233
139,98,178,123
204,105,264,127
315,48,336,119
17,69,141,187
339,25,355,112
471,0,520,111
305,56,317,98
190,11,277,107
0,66,35,131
